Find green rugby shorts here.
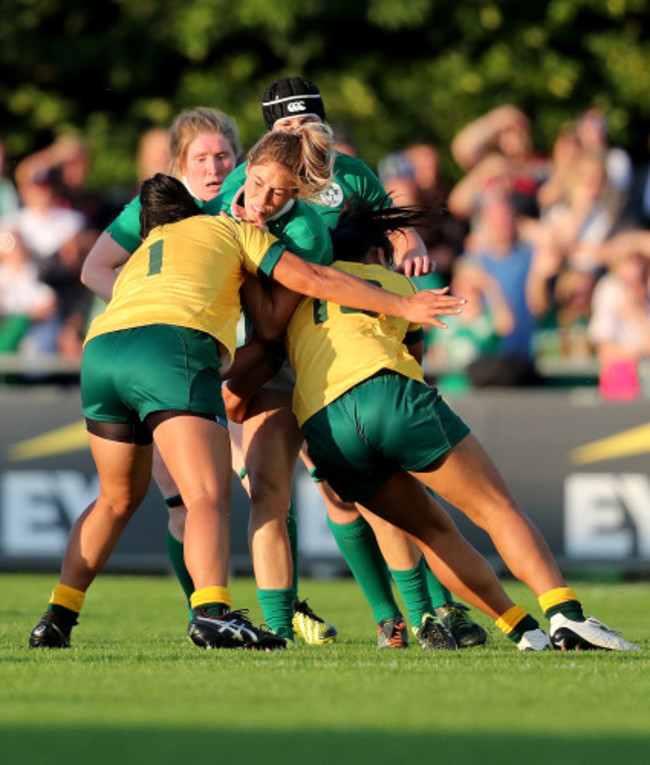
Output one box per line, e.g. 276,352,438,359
81,324,226,428
301,370,469,502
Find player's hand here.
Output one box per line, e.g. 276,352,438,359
403,287,465,328
395,253,435,278
231,201,269,232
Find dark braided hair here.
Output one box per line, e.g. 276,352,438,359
330,199,446,266
139,173,201,239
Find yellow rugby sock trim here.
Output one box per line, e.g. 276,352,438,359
495,604,527,635
49,583,85,614
538,587,578,614
190,586,232,610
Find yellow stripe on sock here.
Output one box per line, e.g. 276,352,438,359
538,587,578,614
495,604,527,635
190,586,232,610
49,583,85,614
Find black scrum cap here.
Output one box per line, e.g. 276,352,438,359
262,77,326,130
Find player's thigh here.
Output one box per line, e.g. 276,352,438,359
87,432,152,510
151,442,179,496
364,469,458,541
357,505,421,569
413,433,519,528
154,415,232,508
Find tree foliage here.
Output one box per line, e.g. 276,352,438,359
2,0,649,189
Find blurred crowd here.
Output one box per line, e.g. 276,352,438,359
2,104,650,399
376,106,650,400
0,128,170,368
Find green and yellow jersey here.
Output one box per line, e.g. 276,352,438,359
285,261,424,425
86,215,286,370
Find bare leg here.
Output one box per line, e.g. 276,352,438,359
241,388,303,590
153,416,231,590
358,506,422,570
413,433,565,596
60,435,152,591
167,504,186,542
365,470,514,620
150,444,187,541
301,444,423,570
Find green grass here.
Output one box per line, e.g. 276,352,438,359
1,574,649,764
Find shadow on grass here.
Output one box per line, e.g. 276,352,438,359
3,727,650,765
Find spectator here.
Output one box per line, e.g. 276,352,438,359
11,135,114,229
10,153,86,264
425,257,514,392
587,230,650,400
537,122,582,214
460,191,555,385
449,105,548,220
533,267,597,363
542,150,623,272
0,228,57,353
576,108,632,201
136,127,172,185
6,145,94,356
379,142,464,283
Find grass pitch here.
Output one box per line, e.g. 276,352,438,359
1,574,649,764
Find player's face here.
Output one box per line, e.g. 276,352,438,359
273,116,321,132
244,161,299,220
182,133,237,202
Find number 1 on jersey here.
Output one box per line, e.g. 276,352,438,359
148,240,163,276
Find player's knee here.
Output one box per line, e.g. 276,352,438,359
99,491,144,524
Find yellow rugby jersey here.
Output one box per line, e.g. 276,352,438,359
85,214,286,370
286,261,425,425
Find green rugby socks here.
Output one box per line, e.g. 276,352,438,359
257,588,296,640
286,502,299,594
390,557,434,627
423,561,454,609
328,516,400,623
165,529,194,607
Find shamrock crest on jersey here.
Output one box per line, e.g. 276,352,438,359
315,182,344,209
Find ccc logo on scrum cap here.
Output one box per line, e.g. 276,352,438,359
287,100,307,112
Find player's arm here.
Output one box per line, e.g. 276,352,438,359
221,331,286,423
240,273,302,341
451,105,528,170
222,273,297,421
354,161,431,276
272,249,465,328
81,195,143,302
80,231,131,302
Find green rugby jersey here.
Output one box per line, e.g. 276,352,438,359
203,170,333,266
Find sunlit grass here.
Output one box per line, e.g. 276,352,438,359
1,574,648,764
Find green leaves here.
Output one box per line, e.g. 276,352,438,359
2,0,649,190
